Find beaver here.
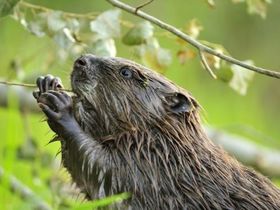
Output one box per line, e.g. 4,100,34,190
33,54,280,210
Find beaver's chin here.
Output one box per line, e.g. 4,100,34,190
71,79,98,100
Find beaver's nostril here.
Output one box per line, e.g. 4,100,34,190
74,54,98,69
77,58,87,66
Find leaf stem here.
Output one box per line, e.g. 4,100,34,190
198,50,217,79
135,0,154,13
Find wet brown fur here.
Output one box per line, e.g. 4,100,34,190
60,55,280,209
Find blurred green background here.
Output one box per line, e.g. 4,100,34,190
0,0,279,209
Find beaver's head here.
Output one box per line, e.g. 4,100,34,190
71,54,198,137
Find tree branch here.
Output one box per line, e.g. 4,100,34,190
207,127,280,178
0,81,37,89
106,0,280,79
0,81,72,92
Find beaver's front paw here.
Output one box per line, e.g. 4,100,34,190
37,90,79,138
33,75,63,100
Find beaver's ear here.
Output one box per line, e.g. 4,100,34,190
166,93,194,114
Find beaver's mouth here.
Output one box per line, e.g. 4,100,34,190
71,55,100,96
71,71,98,97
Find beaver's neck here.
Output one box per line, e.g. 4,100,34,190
101,123,280,209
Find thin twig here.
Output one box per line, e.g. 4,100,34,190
0,81,37,88
0,81,72,92
198,50,217,79
106,0,280,79
19,1,98,19
135,0,154,13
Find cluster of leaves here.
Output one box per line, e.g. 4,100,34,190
232,0,272,19
176,19,255,95
1,0,261,94
207,0,272,19
2,1,172,73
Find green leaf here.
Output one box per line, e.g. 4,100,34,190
232,0,271,18
206,0,215,7
66,18,80,33
12,11,48,37
26,12,48,37
72,192,130,210
137,38,172,72
53,28,76,49
185,19,203,39
156,47,172,68
90,9,121,39
216,63,234,82
27,21,46,37
215,60,255,95
122,21,154,46
193,41,254,95
229,60,255,95
88,38,117,57
247,0,271,18
47,11,66,34
176,49,197,65
0,0,19,18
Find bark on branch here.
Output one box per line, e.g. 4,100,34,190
106,0,280,79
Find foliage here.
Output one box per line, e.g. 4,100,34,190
71,193,130,210
0,0,19,17
0,0,272,94
207,0,271,18
232,0,272,19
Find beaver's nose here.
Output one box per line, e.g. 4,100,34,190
74,54,97,68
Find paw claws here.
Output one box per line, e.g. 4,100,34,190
33,91,40,99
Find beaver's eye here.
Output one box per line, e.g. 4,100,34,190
120,68,133,79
